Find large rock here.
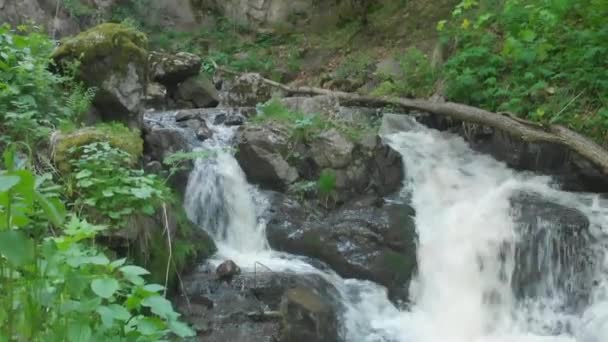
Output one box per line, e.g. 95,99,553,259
266,194,417,302
174,75,220,108
310,129,354,169
222,73,273,107
143,127,191,163
176,265,341,342
53,23,149,128
235,123,299,190
510,191,593,310
149,51,202,86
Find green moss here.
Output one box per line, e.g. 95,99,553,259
52,23,148,80
54,123,143,171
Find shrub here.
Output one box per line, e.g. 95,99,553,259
0,25,94,148
373,48,438,98
68,142,169,224
0,149,194,341
439,0,608,142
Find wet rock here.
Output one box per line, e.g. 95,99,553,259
280,287,340,342
266,193,417,302
235,123,299,190
510,191,593,309
222,73,272,107
176,266,341,342
310,129,354,169
175,75,220,108
213,112,246,126
52,23,148,128
149,51,201,86
216,260,241,281
196,123,213,141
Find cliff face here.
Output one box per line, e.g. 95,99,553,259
0,0,81,37
0,0,352,37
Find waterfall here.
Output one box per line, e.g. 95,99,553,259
381,118,608,342
173,109,608,342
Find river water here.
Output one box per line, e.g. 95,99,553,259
171,111,608,342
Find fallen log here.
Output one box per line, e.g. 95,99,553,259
218,67,608,176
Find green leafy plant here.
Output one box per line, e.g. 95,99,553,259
317,169,337,196
0,148,194,341
0,25,95,149
335,52,375,81
440,0,608,142
68,142,169,224
373,47,438,98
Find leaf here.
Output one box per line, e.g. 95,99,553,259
0,175,19,192
143,284,165,293
141,295,176,319
97,304,131,326
131,187,153,199
0,230,35,266
34,191,65,226
168,320,196,337
91,277,119,299
120,265,150,277
67,322,92,342
136,317,165,336
110,257,127,269
75,169,92,179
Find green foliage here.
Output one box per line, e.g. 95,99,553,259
62,0,97,18
373,48,438,98
0,149,194,341
0,25,94,148
335,52,375,81
148,18,303,81
440,0,608,142
110,0,151,29
255,99,375,144
317,169,337,196
68,142,169,225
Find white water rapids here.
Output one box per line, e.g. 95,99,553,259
177,112,608,342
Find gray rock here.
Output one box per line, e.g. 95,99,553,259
281,96,340,117
175,76,220,108
235,123,299,190
310,129,354,169
149,51,202,86
222,73,272,107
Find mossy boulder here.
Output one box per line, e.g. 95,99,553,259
51,124,143,172
53,23,149,128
